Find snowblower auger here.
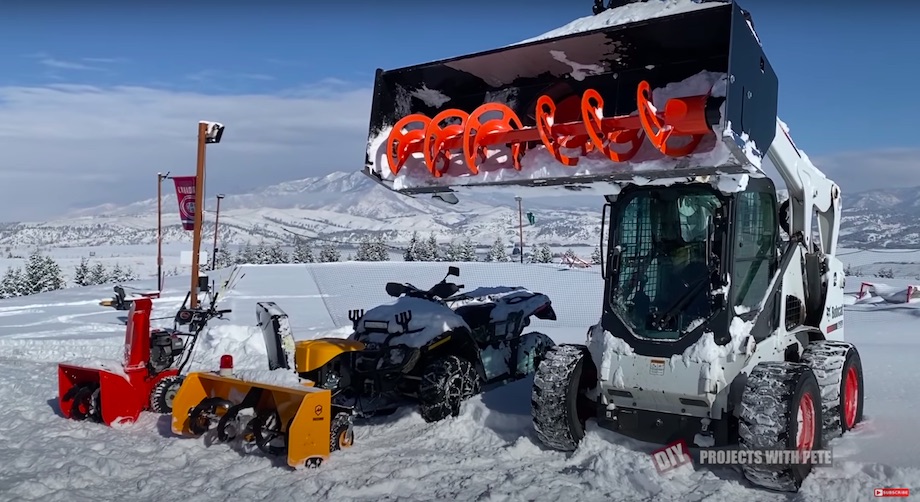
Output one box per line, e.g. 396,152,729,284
171,372,351,468
364,0,776,195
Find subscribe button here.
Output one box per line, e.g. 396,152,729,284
875,488,910,497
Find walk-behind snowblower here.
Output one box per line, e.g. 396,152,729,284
58,277,230,426
357,0,865,493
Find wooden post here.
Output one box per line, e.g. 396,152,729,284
189,122,208,308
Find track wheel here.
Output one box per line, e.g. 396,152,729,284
739,362,823,492
531,344,598,451
329,412,354,452
418,355,480,423
251,409,287,456
149,375,183,414
188,397,233,435
801,341,865,441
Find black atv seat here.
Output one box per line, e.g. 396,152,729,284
454,303,495,332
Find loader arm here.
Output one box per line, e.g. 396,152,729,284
766,119,841,256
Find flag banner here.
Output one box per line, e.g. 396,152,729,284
173,176,196,231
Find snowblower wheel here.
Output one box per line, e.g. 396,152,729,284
188,397,233,435
329,412,354,452
531,344,598,451
251,408,286,456
150,375,183,414
417,355,480,423
738,362,823,492
801,341,865,441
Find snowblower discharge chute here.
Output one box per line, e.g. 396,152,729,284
364,0,777,193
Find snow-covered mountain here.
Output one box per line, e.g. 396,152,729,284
1,171,918,250
0,171,605,249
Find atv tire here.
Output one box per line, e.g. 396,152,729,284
739,362,823,492
531,344,598,451
150,375,183,414
801,340,864,441
417,355,480,423
514,331,556,378
329,412,354,452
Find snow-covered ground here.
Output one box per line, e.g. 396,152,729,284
0,260,918,501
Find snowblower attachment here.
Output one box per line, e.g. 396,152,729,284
364,0,776,195
58,297,175,425
171,372,348,468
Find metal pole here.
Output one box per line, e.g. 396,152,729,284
211,194,224,270
189,122,208,308
515,196,524,264
157,173,163,292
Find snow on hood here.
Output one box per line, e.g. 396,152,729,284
512,0,727,46
355,296,468,348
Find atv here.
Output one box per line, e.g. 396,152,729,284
263,266,558,422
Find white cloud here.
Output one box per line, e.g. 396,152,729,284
811,148,920,194
0,80,372,221
39,58,101,71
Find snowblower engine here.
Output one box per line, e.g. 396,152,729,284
149,330,185,374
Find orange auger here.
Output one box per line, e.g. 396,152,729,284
384,80,715,177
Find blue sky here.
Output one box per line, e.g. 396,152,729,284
0,0,918,219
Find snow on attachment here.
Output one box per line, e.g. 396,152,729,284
363,0,778,195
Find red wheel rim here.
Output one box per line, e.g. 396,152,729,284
844,366,860,428
797,391,816,452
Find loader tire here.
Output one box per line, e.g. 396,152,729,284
150,375,183,414
417,355,480,423
531,344,597,451
801,341,864,442
188,398,233,435
739,362,823,492
329,412,354,452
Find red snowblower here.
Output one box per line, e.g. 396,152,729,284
57,281,231,426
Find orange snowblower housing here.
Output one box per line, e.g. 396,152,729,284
363,0,778,194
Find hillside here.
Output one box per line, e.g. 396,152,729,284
1,171,919,249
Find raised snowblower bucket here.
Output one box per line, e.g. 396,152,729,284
364,0,777,195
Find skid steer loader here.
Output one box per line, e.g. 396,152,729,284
358,0,864,492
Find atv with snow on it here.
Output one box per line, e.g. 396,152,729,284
267,266,557,422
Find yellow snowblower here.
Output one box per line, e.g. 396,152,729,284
170,303,356,469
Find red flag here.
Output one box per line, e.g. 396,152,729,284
172,176,196,231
